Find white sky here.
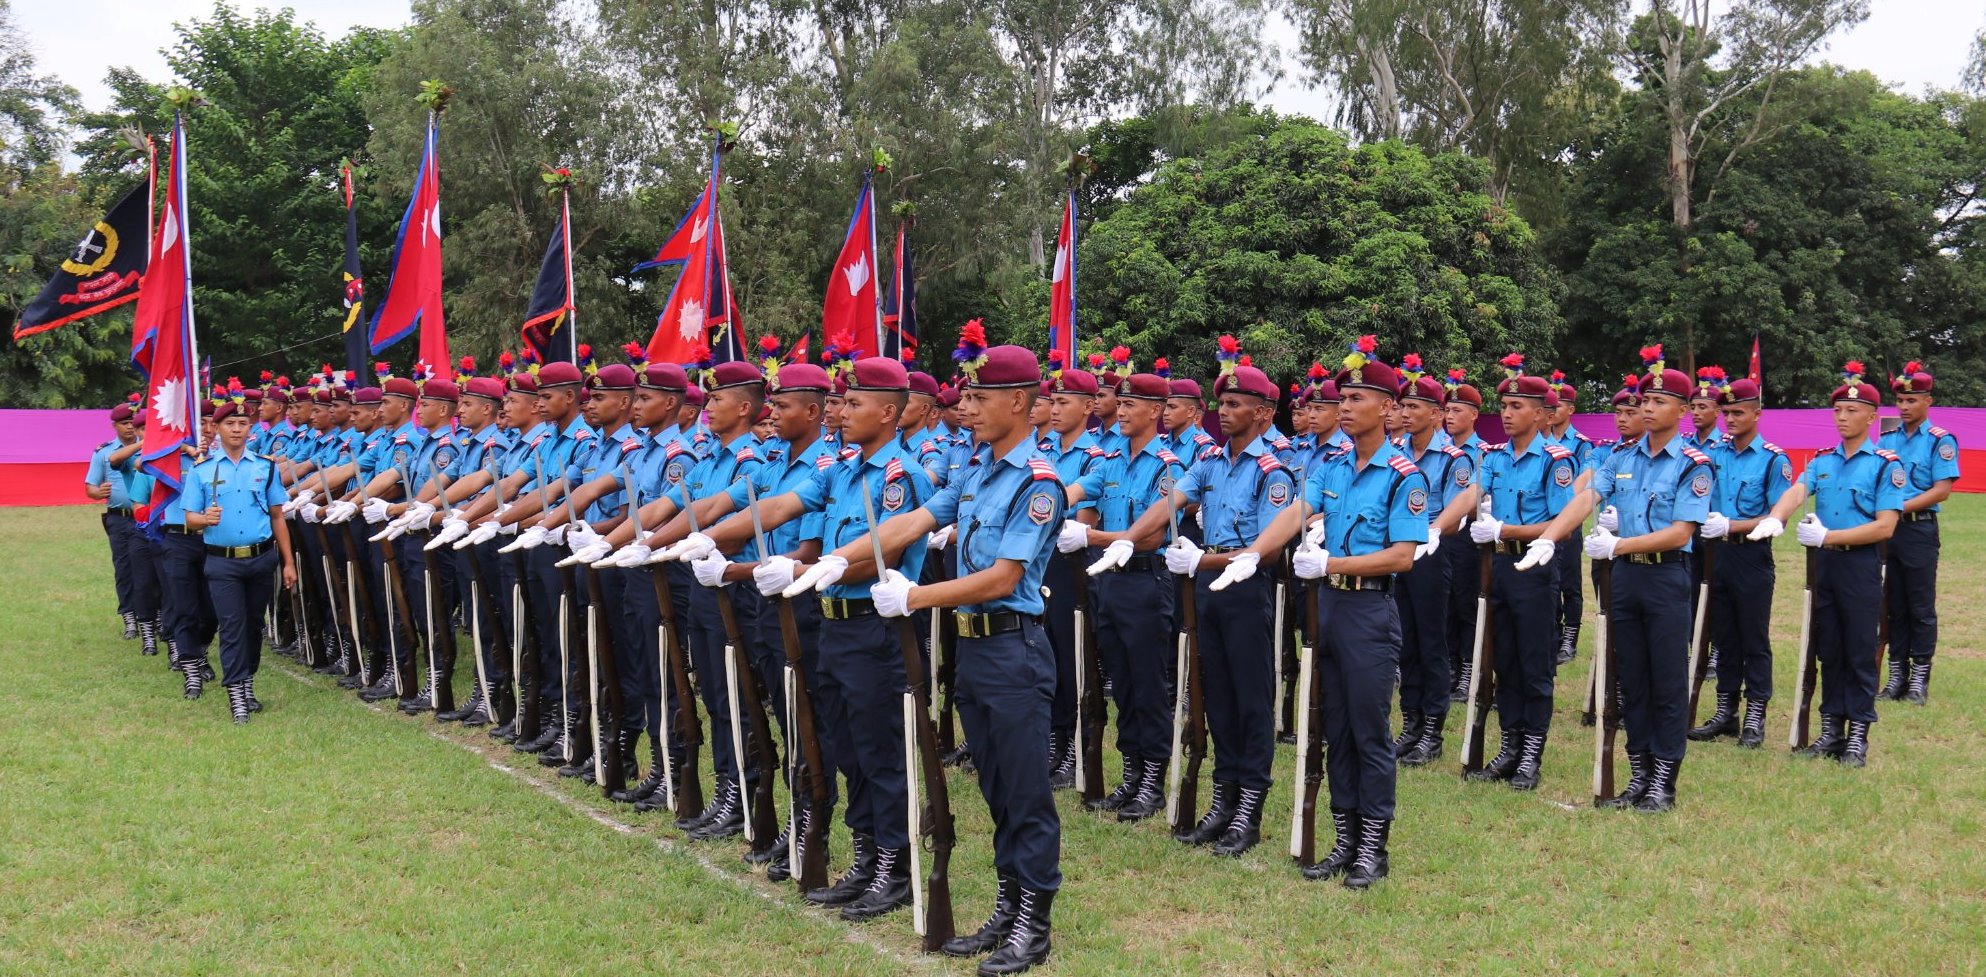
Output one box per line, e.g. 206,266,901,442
15,0,1986,127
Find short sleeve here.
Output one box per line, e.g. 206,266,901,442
923,477,963,526
181,467,208,511
1875,458,1907,512
1545,458,1577,511
1175,464,1209,505
790,464,833,513
263,463,288,507
1933,433,1961,482
996,477,1063,563
86,447,108,484
1255,465,1297,528
1767,450,1795,507
1672,461,1713,524
1389,470,1431,545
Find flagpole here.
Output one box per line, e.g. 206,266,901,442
705,138,722,358
175,113,201,449
1067,186,1078,363
562,185,576,355
868,174,884,360
145,135,158,257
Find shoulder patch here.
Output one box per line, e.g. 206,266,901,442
1690,471,1711,497
1939,440,1956,461
1027,458,1060,482
1890,462,1908,488
1027,490,1056,524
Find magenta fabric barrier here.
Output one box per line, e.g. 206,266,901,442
1475,407,1986,449
0,409,114,463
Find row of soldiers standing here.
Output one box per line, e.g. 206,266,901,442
89,331,1957,977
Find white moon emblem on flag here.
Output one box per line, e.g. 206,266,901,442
679,299,705,340
154,376,188,433
842,255,870,295
691,216,709,243
427,203,441,241
159,203,179,253
1051,244,1067,283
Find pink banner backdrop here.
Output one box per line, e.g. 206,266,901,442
1,409,115,506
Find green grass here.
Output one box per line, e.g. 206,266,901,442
2,500,1982,976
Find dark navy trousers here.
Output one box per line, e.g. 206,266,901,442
157,530,217,665
816,612,904,847
1710,539,1775,701
1317,587,1401,821
1194,569,1276,791
1611,559,1692,763
1885,518,1940,663
1043,556,1079,736
1491,554,1557,737
1093,558,1174,761
955,621,1060,893
1395,551,1452,719
206,548,278,685
1815,545,1882,724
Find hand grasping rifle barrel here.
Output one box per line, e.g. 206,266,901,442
1165,492,1208,842
748,479,831,892
1459,499,1497,777
690,495,779,857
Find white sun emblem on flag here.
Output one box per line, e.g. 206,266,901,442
160,203,179,253
1051,244,1068,283
678,299,705,340
691,215,709,243
153,376,188,433
842,254,870,295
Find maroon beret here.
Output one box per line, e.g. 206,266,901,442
831,376,849,397
242,388,263,403
588,363,637,391
383,377,420,400
212,402,246,423
311,389,333,405
1611,384,1640,408
420,378,459,402
1038,380,1055,398
1637,368,1694,402
1497,375,1556,402
1121,373,1169,401
1404,376,1448,405
332,385,354,403
907,371,941,399
464,377,507,401
770,363,832,393
639,363,690,392
1167,378,1204,401
937,385,960,408
1052,368,1099,396
850,357,908,392
507,373,539,395
1215,365,1279,402
110,404,135,422
707,361,764,391
683,384,705,407
1448,383,1482,409
1335,360,1402,399
962,345,1039,389
537,362,585,388
265,388,290,405
354,387,383,406
1832,378,1881,407
1892,362,1933,394
1308,378,1341,404
1719,378,1761,405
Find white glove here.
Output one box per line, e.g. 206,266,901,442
454,521,494,549
658,532,717,564
753,555,797,596
1208,551,1259,592
1292,544,1329,580
1055,519,1090,554
362,497,391,524
606,543,651,568
324,500,357,524
691,551,731,587
300,502,321,524
544,525,568,547
566,522,599,551
493,503,517,534
1514,538,1556,570
430,518,469,547
1597,505,1619,533
1701,511,1730,540
558,539,611,567
1164,537,1204,576
368,521,406,543
1086,539,1134,576
1194,508,1204,530
927,525,954,550
502,525,547,552
783,555,849,597
1303,518,1326,548
1583,527,1619,560
1747,516,1783,541
1469,513,1504,544
872,569,916,617
285,489,314,514
1795,514,1828,548
403,501,437,528
1413,532,1441,561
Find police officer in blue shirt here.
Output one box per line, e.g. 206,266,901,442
1439,371,1487,699
1390,360,1474,767
1751,362,1904,768
182,388,297,724
1688,376,1794,748
89,404,155,646
1066,371,1188,823
1544,372,1595,666
1542,357,1714,811
1116,350,1298,858
1036,365,1113,789
1227,350,1428,889
811,343,1063,976
1879,362,1960,705
1452,355,1578,792
420,371,514,727
382,377,463,717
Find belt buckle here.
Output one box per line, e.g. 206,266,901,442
954,611,985,639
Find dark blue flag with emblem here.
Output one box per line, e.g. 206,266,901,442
881,216,916,362
13,178,152,340
519,190,576,364
339,162,368,375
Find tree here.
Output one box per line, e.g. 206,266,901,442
0,0,80,177
1057,112,1563,387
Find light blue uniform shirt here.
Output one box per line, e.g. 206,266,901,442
1801,441,1906,529
1174,433,1298,549
1879,421,1961,513
1477,434,1577,527
1591,434,1714,549
566,421,639,522
1708,435,1794,519
789,438,939,598
1404,431,1475,510
665,431,764,563
1039,429,1111,513
724,436,833,558
923,438,1063,616
86,441,135,509
1094,436,1188,547
1302,439,1430,555
181,450,288,546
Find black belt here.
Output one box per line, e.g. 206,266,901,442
207,540,273,559
1723,534,1767,546
1202,544,1243,554
106,505,135,517
1490,540,1527,557
954,610,1038,639
1823,542,1877,553
819,596,875,620
1321,573,1392,593
163,524,196,535
1902,511,1938,523
1099,554,1158,573
1622,549,1686,565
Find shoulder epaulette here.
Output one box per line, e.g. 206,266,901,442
815,453,835,471
1256,454,1286,474
1543,444,1573,461
1681,446,1712,466
1156,449,1181,467
392,434,408,445
1198,445,1223,461
1192,432,1214,445
735,446,758,463
1272,437,1292,451
1083,445,1105,458
840,446,860,460
575,428,596,440
1439,445,1466,459
1574,430,1594,443
529,432,549,448
620,439,642,455
1930,425,1952,439
883,457,907,483
97,439,114,450
1387,455,1421,478
920,439,938,454
1486,441,1509,452
1027,458,1060,481
1761,440,1784,455
1874,448,1902,462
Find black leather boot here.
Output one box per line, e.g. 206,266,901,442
615,735,667,804
242,675,262,712
1634,756,1678,812
1117,759,1165,823
1598,753,1651,810
976,886,1053,976
1087,755,1139,812
1401,713,1446,767
1211,786,1265,857
1301,808,1360,881
1047,731,1075,790
122,611,138,639
518,704,563,754
1466,733,1523,783
165,634,180,669
1391,710,1424,758
181,660,206,700
1342,817,1391,889
688,781,744,840
1737,699,1767,749
358,672,399,701
1839,720,1870,768
942,744,973,768
1879,657,1907,700
1904,659,1931,706
1556,625,1578,666
746,826,786,867
806,832,876,906
675,778,733,832
942,873,1019,957
556,718,595,778
438,685,482,723
1179,780,1238,846
1508,732,1547,791
1688,692,1739,741
226,682,252,725
840,845,912,920
139,619,158,656
1451,660,1472,702
1796,715,1846,759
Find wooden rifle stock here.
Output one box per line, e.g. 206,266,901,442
774,595,832,892
1291,576,1322,866
1459,541,1496,774
1167,572,1207,838
1067,554,1107,805
648,566,703,816
583,565,628,794
1591,559,1618,806
1789,542,1819,749
893,612,956,951
1685,540,1715,724
713,590,779,855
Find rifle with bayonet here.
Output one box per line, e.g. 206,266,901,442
1684,539,1715,724
1459,501,1497,776
1590,557,1618,806
645,518,702,818
333,449,381,688
1789,514,1820,749
748,479,830,891
583,546,627,795
452,457,501,723
507,455,545,744
366,464,420,699
423,460,460,715
310,466,354,676
691,496,779,855
861,483,954,951
1067,548,1107,806
538,452,583,767
1165,492,1208,841
1289,502,1323,866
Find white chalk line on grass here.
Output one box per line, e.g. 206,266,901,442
271,661,944,973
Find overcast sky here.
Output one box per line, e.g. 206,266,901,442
15,0,1985,127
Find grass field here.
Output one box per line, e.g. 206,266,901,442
2,501,1983,977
